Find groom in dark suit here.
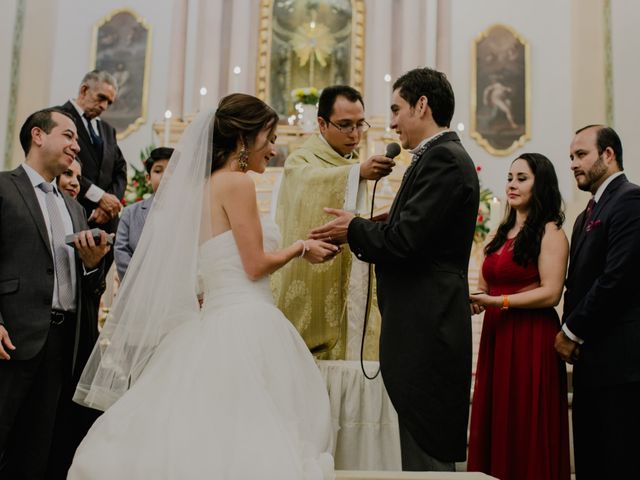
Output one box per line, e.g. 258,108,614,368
0,108,109,479
59,70,128,268
555,125,640,479
311,67,479,470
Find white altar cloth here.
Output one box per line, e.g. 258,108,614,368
318,360,402,471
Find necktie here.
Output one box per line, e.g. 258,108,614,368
83,114,103,149
583,198,595,230
38,182,74,310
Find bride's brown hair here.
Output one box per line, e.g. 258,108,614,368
210,93,279,173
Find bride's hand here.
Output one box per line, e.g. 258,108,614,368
303,240,340,264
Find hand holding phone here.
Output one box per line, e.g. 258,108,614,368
65,228,114,247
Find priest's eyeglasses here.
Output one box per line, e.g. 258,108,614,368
328,120,371,134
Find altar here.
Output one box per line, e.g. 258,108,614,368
319,360,402,471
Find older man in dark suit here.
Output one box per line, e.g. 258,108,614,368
59,70,127,268
0,108,109,479
555,125,640,479
311,67,479,471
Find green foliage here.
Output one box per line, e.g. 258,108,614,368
122,145,155,206
475,186,493,244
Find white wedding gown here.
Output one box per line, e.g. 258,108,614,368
68,223,335,479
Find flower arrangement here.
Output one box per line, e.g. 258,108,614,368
475,165,494,244
121,145,155,206
291,87,320,105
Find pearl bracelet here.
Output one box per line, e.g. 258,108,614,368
296,239,309,258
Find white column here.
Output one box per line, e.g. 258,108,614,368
190,0,224,111
364,0,393,123
399,0,427,72
425,0,439,68
227,0,253,94
435,0,451,76
166,0,189,119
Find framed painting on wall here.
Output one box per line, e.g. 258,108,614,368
91,8,151,140
471,24,530,156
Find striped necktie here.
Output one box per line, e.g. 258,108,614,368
38,182,74,310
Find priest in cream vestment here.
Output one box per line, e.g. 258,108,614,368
272,86,395,359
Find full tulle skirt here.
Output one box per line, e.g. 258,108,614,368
68,298,335,479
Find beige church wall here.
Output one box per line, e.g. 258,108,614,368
0,0,19,168
3,0,59,169
448,0,574,206
611,1,640,185
46,0,175,169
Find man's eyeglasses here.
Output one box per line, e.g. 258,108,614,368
327,119,371,134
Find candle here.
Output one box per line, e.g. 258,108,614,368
488,196,502,231
199,86,207,112
163,110,172,146
232,66,241,93
384,74,392,132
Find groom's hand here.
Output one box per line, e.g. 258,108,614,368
309,208,355,245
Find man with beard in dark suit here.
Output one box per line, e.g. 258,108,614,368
0,108,109,479
59,70,127,270
555,125,640,480
311,67,479,471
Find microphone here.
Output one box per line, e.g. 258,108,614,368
384,142,401,159
361,141,401,380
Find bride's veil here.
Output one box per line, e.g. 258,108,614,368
74,109,215,411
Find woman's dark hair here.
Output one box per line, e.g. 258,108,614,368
485,153,565,266
210,93,279,173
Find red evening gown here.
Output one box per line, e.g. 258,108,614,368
467,238,570,480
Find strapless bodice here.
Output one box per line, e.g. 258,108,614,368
198,220,281,310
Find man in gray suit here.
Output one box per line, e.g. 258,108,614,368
115,147,172,280
0,108,109,479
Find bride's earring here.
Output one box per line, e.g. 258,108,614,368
238,140,249,172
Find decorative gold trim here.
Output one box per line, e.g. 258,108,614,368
255,0,366,107
470,23,531,157
90,8,152,140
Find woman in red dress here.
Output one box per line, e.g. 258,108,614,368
468,153,571,480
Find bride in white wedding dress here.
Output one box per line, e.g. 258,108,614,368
68,94,339,479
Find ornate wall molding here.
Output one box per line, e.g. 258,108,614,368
3,0,25,169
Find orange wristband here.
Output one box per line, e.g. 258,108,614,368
501,295,509,310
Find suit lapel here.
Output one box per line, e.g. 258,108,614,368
62,191,83,233
11,166,53,259
570,174,627,262
388,132,460,222
388,161,418,221
63,101,101,167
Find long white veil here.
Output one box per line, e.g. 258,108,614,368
74,109,215,411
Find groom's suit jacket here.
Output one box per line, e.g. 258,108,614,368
0,165,104,365
563,174,640,389
347,132,479,462
59,101,127,234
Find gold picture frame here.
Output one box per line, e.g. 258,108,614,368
471,23,530,156
256,0,365,117
90,8,152,140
